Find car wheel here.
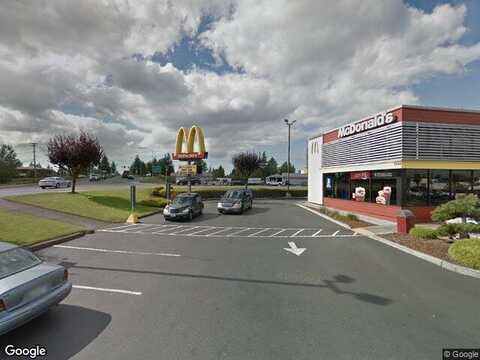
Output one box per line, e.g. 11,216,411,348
55,183,60,188
41,186,45,189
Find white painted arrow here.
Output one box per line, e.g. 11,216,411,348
283,241,306,256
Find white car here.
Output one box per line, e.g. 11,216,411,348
38,177,71,189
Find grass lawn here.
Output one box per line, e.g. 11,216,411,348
449,239,480,270
0,208,85,246
6,188,168,223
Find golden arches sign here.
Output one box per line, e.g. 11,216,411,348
173,125,208,161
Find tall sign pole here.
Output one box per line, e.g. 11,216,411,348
284,119,296,197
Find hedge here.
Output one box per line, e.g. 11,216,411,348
151,187,307,199
409,227,438,239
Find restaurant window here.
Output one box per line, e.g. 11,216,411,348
473,171,480,196
371,170,398,205
405,170,429,206
430,170,450,205
334,172,349,199
350,171,370,203
451,170,472,199
324,174,334,198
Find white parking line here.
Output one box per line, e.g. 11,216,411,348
54,245,181,257
269,229,287,237
312,229,323,237
247,228,271,237
207,227,233,236
73,285,142,296
227,228,252,237
290,229,305,237
332,230,340,236
152,225,184,234
187,226,218,235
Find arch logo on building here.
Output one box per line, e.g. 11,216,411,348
172,125,208,161
338,111,396,138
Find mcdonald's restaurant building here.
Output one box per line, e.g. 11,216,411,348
307,105,480,232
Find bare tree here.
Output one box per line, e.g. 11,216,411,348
232,152,262,188
47,131,103,193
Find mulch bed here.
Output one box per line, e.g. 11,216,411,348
383,233,455,262
346,219,372,228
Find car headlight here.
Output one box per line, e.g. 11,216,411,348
181,208,190,214
217,202,223,208
232,202,241,208
163,207,169,215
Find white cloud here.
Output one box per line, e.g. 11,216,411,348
0,0,479,169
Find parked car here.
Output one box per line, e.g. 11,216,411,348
0,242,72,335
217,189,253,214
38,177,71,189
163,193,204,221
176,178,201,185
127,175,135,180
89,174,101,181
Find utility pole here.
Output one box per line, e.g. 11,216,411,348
31,142,37,180
284,119,296,197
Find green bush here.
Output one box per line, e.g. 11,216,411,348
432,194,480,222
138,197,168,208
151,187,165,197
437,223,480,238
448,239,480,269
162,187,307,199
409,227,438,239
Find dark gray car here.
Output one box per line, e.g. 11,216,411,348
163,193,204,221
217,189,253,214
0,242,72,335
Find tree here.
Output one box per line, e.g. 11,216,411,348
99,155,111,174
432,194,480,223
111,161,117,175
279,161,296,174
212,165,225,178
194,160,208,174
232,152,262,188
0,144,21,184
47,131,103,193
130,155,146,176
265,156,278,177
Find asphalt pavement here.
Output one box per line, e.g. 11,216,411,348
1,200,479,360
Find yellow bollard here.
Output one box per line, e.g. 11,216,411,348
126,212,139,224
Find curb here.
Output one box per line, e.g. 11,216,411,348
28,230,93,251
296,203,480,280
296,203,352,230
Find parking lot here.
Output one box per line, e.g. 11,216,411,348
2,200,480,360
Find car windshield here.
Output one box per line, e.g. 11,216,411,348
224,191,243,199
172,196,193,205
0,248,42,280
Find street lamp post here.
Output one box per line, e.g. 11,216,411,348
284,119,296,197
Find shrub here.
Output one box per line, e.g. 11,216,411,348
139,197,168,208
409,227,438,239
162,187,307,199
432,194,480,222
437,223,480,238
448,239,480,269
151,187,165,197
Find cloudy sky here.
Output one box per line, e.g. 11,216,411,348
1,0,480,171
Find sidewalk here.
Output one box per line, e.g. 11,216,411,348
0,198,107,230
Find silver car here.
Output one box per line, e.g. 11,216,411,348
38,177,71,189
0,242,72,335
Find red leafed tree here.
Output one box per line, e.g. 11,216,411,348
47,131,103,193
